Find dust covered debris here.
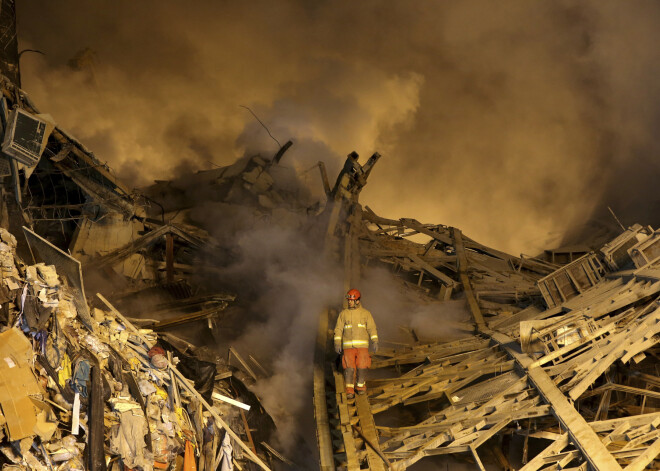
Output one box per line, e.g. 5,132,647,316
0,226,275,471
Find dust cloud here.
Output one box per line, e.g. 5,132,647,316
16,1,660,255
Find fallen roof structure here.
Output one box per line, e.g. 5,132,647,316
315,162,660,470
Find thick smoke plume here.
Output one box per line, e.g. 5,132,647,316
17,1,660,254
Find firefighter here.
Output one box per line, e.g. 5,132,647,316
334,288,379,399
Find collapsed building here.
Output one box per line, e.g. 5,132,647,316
314,160,660,470
0,6,659,471
0,69,309,469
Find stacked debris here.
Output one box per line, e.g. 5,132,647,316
317,176,660,470
0,226,275,471
0,74,272,343
359,211,556,307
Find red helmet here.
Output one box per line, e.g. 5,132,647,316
346,289,361,300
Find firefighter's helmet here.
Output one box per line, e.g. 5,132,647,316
346,289,361,301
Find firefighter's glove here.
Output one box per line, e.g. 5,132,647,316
369,341,379,353
334,343,342,354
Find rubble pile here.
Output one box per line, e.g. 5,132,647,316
317,165,660,470
0,227,275,471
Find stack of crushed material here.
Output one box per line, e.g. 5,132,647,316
0,227,273,471
316,161,660,469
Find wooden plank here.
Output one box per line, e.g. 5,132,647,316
377,404,550,436
422,445,470,455
452,228,486,329
622,435,660,471
489,331,623,471
87,224,206,270
352,396,389,471
408,253,456,288
622,428,660,450
371,338,490,368
389,433,450,467
532,322,618,368
400,219,453,245
585,383,660,402
361,245,457,264
469,445,487,471
590,412,660,433
601,421,630,446
543,450,580,466
471,419,511,449
396,361,516,405
313,309,336,471
150,306,225,331
333,369,360,468
229,347,258,381
568,307,660,400
240,409,257,455
519,434,569,471
371,377,439,414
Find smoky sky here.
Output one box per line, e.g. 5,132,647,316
16,1,660,254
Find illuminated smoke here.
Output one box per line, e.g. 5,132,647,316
17,1,660,253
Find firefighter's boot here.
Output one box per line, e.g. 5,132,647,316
356,368,367,395
344,367,355,398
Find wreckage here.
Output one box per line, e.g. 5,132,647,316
314,151,660,470
0,8,297,466
0,65,314,469
0,5,659,471
0,224,274,471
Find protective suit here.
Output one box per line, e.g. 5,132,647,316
334,292,378,396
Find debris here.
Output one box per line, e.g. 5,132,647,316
228,347,258,381
212,392,250,411
0,328,43,441
0,221,274,470
314,148,660,470
217,433,233,471
1,10,657,468
248,355,269,377
259,441,295,466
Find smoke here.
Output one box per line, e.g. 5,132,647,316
17,1,660,254
147,164,470,460
560,2,660,243
140,160,328,458
355,265,472,343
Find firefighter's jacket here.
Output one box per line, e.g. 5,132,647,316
334,305,378,350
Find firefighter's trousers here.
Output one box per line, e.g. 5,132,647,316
342,348,371,394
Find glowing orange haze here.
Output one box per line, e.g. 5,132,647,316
17,0,660,254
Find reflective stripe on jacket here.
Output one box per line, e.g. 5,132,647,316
334,305,378,350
